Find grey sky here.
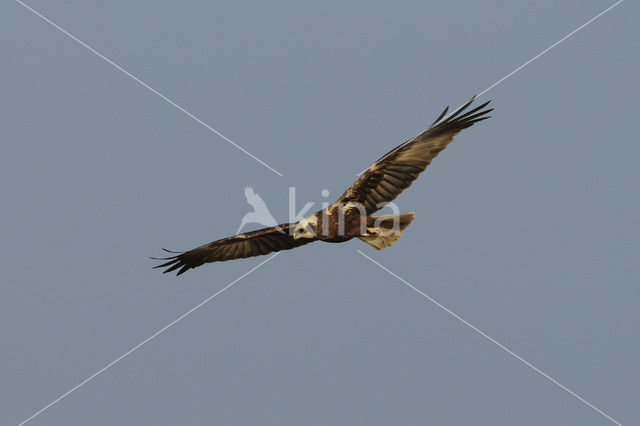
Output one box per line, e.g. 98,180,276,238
1,1,638,425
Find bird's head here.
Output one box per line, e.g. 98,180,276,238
293,216,317,240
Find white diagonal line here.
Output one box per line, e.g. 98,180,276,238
356,0,623,177
15,0,284,177
17,252,280,426
478,0,623,97
11,1,625,424
357,250,622,426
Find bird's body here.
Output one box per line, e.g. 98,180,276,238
296,204,369,243
154,97,492,275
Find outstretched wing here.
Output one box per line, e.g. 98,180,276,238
337,96,492,214
153,223,315,275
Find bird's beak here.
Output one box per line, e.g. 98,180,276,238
293,226,313,239
293,227,309,239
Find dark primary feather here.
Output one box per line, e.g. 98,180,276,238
154,96,491,276
338,96,492,214
153,223,316,275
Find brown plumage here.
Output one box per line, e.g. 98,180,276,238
153,96,492,275
153,223,314,276
338,96,492,213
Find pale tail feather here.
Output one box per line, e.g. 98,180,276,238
357,212,415,250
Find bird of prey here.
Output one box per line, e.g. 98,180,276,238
154,96,492,275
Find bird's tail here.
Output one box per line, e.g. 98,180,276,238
357,212,415,250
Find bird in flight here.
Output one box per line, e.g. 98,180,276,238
153,96,492,275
